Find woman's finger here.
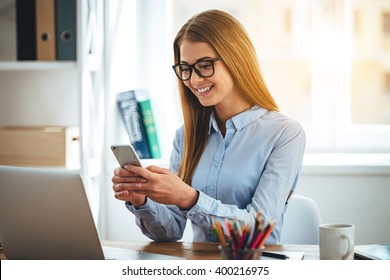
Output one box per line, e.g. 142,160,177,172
124,165,152,179
112,175,148,184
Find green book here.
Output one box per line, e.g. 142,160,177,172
138,98,161,158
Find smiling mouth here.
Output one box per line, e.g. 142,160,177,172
196,85,213,95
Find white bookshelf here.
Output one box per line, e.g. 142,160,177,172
0,0,105,221
0,61,76,71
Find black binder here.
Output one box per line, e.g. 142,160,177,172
16,0,37,60
55,0,76,60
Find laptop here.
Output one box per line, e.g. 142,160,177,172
0,165,182,260
354,244,390,260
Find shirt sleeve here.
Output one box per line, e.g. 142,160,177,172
124,127,187,241
248,120,306,241
125,200,187,241
184,119,306,243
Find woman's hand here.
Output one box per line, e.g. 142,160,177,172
112,166,148,207
115,165,199,210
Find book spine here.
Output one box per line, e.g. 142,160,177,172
16,0,37,60
117,91,151,159
55,0,77,60
138,99,161,158
36,0,57,60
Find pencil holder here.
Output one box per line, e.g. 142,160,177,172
219,245,264,260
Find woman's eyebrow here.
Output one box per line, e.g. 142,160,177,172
180,56,214,64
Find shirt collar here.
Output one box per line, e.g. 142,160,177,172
208,105,268,134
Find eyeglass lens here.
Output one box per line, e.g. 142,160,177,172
175,60,215,81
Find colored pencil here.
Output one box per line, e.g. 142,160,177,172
214,219,227,247
257,220,276,249
212,211,275,251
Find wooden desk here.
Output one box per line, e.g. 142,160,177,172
0,241,320,260
102,241,319,260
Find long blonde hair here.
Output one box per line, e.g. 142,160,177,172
173,10,279,184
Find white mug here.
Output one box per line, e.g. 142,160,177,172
319,224,355,260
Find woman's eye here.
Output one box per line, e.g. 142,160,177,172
180,66,190,72
197,63,212,70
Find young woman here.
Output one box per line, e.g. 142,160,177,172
112,9,306,244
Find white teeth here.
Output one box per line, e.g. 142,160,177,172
197,86,212,93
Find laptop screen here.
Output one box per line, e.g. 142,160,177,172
0,166,105,260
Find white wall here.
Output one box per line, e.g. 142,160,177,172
100,159,390,245
297,167,390,244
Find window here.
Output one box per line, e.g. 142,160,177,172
383,12,390,39
284,8,292,34
175,0,389,152
385,73,390,95
350,1,390,130
115,0,390,156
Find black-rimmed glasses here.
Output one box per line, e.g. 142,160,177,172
172,57,222,81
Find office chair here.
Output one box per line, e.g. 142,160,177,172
280,194,322,244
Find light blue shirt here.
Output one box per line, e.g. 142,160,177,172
126,105,306,244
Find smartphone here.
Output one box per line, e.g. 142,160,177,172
111,145,143,167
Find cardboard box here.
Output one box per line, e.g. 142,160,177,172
0,126,79,168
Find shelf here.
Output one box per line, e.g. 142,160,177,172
0,61,77,71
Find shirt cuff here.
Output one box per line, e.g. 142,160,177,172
125,198,153,213
185,191,218,223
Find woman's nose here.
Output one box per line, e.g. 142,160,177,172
190,69,204,85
